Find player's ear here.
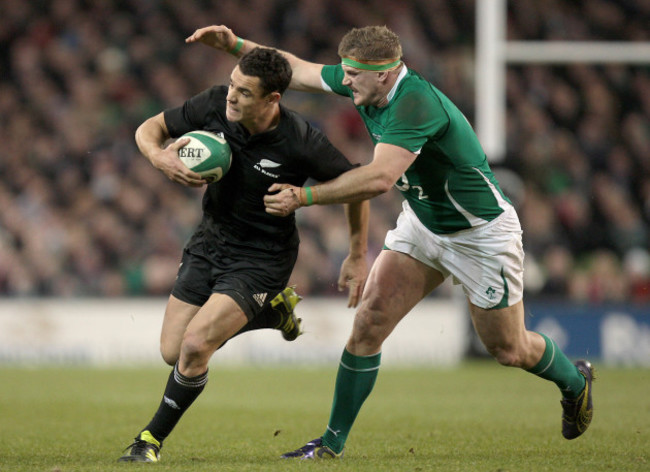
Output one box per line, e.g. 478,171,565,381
267,91,282,104
376,70,389,83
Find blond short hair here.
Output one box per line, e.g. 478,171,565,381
337,26,403,62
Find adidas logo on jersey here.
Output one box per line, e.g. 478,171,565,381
253,293,268,307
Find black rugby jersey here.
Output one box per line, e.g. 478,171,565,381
164,85,357,252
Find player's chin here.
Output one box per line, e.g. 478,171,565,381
352,93,367,106
225,108,240,122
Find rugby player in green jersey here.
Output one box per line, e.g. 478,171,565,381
188,24,594,458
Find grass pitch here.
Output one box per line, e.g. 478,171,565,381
0,361,647,472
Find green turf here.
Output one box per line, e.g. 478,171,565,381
0,361,647,471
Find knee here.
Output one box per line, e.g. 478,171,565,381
160,337,181,366
160,346,179,366
179,331,211,363
348,302,390,350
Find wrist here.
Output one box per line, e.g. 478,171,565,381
228,36,245,55
347,252,367,262
299,186,319,206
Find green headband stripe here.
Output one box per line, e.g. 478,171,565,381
341,58,401,71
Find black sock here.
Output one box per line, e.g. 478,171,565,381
231,305,281,338
144,364,208,444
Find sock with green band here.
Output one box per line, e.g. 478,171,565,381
321,348,381,454
527,333,585,399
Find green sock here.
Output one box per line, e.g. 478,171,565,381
527,333,585,398
321,349,381,454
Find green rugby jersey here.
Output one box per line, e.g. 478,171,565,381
321,64,512,234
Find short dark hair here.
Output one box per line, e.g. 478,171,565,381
238,47,292,96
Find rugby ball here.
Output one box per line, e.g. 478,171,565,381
177,130,232,183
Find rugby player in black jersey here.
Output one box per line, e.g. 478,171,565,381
118,47,369,463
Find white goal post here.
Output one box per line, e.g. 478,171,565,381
475,0,650,162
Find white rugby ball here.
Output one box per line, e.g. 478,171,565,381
177,130,232,183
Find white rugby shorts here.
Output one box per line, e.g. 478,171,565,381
385,201,524,309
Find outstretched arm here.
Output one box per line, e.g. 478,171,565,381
264,143,417,306
135,113,206,187
264,143,418,215
186,25,326,93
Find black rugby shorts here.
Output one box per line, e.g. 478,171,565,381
171,243,298,321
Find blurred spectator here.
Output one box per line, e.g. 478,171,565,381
0,0,648,304
623,248,650,303
540,245,575,298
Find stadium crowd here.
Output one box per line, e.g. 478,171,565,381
0,0,649,303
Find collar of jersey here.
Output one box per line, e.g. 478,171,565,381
386,65,408,104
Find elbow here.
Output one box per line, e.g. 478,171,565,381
134,123,143,145
134,119,151,147
372,173,395,195
363,161,399,196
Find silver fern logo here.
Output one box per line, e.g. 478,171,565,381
258,159,281,168
254,159,281,178
163,396,180,410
